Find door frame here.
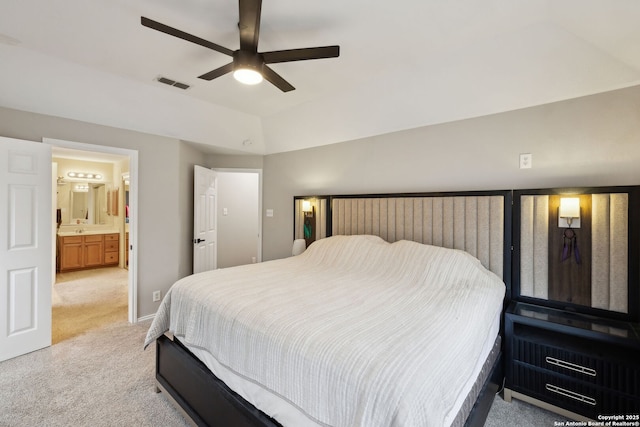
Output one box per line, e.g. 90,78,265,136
44,138,139,323
214,168,263,264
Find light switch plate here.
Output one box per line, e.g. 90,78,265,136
519,153,532,169
266,209,274,217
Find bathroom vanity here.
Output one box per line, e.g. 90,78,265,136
57,231,119,272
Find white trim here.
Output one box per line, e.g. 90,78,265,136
43,138,139,323
137,313,156,323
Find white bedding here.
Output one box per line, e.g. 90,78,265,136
145,235,505,427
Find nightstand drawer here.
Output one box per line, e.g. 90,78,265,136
512,324,640,396
511,363,640,419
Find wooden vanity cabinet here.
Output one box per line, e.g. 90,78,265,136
57,233,119,272
58,235,83,271
83,235,104,268
104,233,119,266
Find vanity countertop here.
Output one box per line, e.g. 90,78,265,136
57,229,119,237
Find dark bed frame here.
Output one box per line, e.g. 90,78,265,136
153,190,514,427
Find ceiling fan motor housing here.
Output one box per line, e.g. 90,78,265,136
233,50,264,72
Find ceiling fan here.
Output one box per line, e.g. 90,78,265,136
141,0,340,92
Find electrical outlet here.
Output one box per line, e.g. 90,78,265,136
152,290,161,302
519,153,532,169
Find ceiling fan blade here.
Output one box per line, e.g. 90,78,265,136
238,0,262,52
263,46,340,64
198,62,234,81
262,65,295,92
141,16,234,57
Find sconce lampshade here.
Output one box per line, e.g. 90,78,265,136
559,198,580,218
302,200,312,213
558,197,581,228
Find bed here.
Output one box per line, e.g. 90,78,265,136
145,191,512,427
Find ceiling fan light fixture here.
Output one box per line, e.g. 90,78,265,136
233,68,263,85
142,1,340,93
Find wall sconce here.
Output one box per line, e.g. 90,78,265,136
67,171,103,180
559,197,580,228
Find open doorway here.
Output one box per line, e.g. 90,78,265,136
215,169,262,268
46,138,138,343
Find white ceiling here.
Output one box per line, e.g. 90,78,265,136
1,0,639,155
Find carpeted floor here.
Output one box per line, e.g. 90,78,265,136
0,320,191,427
52,267,128,344
486,392,561,426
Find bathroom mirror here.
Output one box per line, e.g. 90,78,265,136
71,190,88,219
63,182,110,225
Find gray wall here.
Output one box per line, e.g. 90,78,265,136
0,106,208,318
262,85,640,260
208,154,264,170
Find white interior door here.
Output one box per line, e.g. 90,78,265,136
0,136,52,362
193,165,217,274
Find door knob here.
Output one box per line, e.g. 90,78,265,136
193,238,205,244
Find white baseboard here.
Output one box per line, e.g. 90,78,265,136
137,313,155,323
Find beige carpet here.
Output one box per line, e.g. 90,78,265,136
52,267,128,344
0,320,191,427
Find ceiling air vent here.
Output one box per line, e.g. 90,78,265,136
156,76,190,90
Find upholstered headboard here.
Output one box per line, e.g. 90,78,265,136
295,191,512,282
331,193,510,280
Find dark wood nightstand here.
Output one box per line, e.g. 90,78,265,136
504,302,640,421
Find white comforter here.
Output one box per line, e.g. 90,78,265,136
145,235,505,427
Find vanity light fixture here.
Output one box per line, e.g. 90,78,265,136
67,172,102,180
302,200,312,213
74,184,89,192
559,197,580,228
